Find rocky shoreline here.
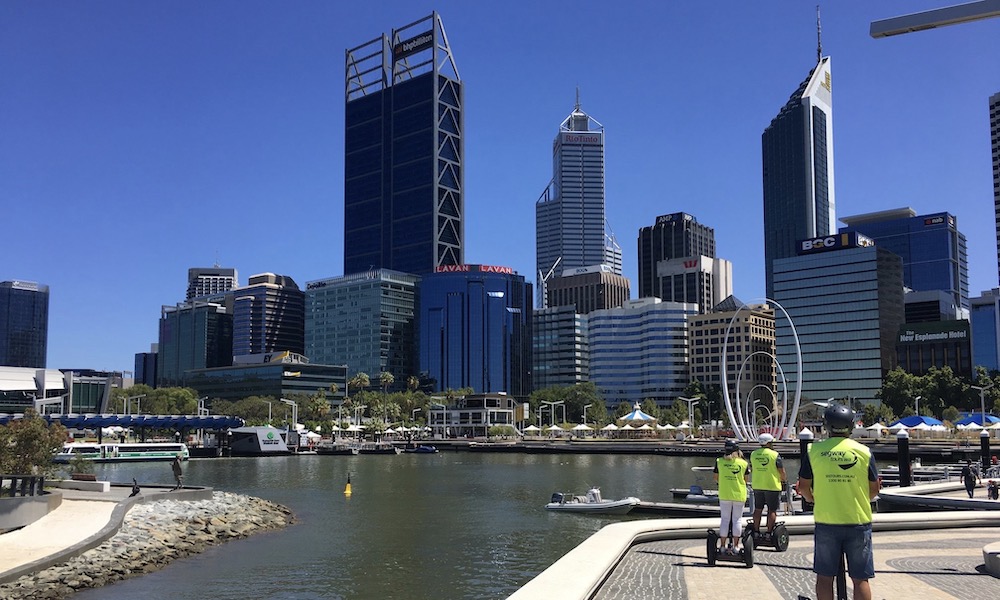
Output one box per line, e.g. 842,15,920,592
0,492,294,599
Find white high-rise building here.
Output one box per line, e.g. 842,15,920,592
536,95,621,306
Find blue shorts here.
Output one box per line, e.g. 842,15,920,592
813,523,874,580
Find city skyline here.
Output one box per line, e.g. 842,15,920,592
3,1,998,372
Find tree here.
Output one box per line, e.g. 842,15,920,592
877,368,920,417
406,375,420,393
0,409,67,475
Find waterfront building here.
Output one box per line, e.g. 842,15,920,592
134,344,158,388
418,265,532,398
762,53,835,299
186,353,347,404
426,393,521,438
0,367,66,413
971,288,1000,371
587,297,697,408
773,233,904,405
904,289,965,323
187,267,238,301
688,297,775,405
305,269,419,384
531,305,589,391
0,280,49,368
157,300,233,388
637,213,715,299
536,96,621,306
232,273,305,359
895,320,972,378
344,12,463,275
654,255,733,314
545,264,630,315
840,208,969,310
992,91,1000,284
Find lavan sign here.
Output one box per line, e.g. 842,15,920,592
434,264,515,275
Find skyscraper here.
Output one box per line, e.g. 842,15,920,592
536,95,621,306
762,49,835,299
157,300,233,388
637,212,715,299
232,273,305,359
991,91,1000,283
344,12,463,276
187,267,238,301
0,280,49,368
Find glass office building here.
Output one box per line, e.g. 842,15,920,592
773,243,904,405
991,91,1000,284
971,288,1000,372
157,301,233,388
187,267,238,301
841,208,968,310
305,270,420,382
186,359,348,404
0,280,49,368
418,265,531,398
232,273,305,358
637,213,715,299
344,12,463,275
762,56,835,299
587,298,697,408
532,305,589,391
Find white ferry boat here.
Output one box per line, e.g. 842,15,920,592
54,442,190,463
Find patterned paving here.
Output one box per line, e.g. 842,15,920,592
593,527,1000,599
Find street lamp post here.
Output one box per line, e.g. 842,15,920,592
914,396,922,416
972,382,994,427
678,396,701,439
412,407,421,423
279,398,298,449
583,404,592,427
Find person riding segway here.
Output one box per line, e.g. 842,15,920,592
747,432,790,552
706,439,754,567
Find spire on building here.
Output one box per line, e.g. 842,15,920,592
817,5,823,63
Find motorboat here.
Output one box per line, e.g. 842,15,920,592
545,487,640,515
315,442,360,456
357,442,402,455
54,442,189,463
403,444,438,453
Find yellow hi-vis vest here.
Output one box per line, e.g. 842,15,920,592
750,447,782,491
716,456,749,502
807,437,874,525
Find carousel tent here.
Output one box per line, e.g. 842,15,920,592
619,402,656,422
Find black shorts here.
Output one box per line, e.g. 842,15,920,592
754,489,781,510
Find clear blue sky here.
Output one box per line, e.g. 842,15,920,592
3,1,999,373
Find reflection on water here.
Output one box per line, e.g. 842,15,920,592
73,452,783,600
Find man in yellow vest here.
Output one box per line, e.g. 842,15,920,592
713,439,750,554
798,403,880,600
749,432,786,536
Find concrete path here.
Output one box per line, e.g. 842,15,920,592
0,500,117,573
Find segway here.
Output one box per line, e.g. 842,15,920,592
706,523,754,568
746,520,790,552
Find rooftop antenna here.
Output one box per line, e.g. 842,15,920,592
575,86,581,111
816,5,823,62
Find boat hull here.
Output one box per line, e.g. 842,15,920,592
545,499,639,515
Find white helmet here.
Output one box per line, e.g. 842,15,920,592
758,433,775,445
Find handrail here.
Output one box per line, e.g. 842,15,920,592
0,474,46,497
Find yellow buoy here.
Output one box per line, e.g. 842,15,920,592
344,472,352,496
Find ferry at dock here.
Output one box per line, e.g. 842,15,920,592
54,442,190,463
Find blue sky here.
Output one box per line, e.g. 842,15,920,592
3,1,999,373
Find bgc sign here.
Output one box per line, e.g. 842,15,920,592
798,232,874,255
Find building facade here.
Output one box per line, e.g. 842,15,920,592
305,269,420,383
762,56,835,299
971,288,1000,372
157,300,233,388
187,267,238,301
531,305,589,391
536,97,621,306
587,297,697,408
344,12,463,276
185,354,348,405
545,265,630,315
655,255,733,314
773,239,904,405
895,320,972,378
418,265,531,398
0,280,49,368
134,344,158,388
991,91,1000,284
232,273,305,359
840,208,969,310
637,213,715,299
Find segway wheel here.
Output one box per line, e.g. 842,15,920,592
742,535,754,568
706,529,718,566
773,523,789,552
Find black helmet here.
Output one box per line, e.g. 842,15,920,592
724,439,740,454
823,403,854,434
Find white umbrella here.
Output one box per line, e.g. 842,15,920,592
524,425,541,432
385,427,397,434
572,423,593,431
638,424,653,430
621,423,635,430
397,425,410,432
546,425,564,432
866,423,887,430
677,423,690,430
601,423,619,431
346,424,365,432
989,422,1000,430
888,423,908,431
662,423,677,430
304,431,321,439
330,424,342,431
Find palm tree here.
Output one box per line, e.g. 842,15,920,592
348,372,370,425
379,371,395,425
407,375,420,393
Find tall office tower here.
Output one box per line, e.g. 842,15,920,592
991,92,1000,283
587,298,697,408
232,273,305,359
157,300,233,388
536,95,622,306
841,208,969,310
637,213,715,299
545,265,630,315
773,233,904,405
344,13,463,276
762,51,835,299
0,280,49,368
134,344,158,388
688,297,775,410
418,265,532,398
971,288,1000,372
532,305,589,391
186,267,238,301
654,256,733,314
305,270,420,381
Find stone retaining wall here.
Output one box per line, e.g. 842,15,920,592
0,492,293,599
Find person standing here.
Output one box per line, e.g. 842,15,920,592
171,454,184,491
798,403,880,600
960,459,980,498
749,432,786,536
714,439,750,555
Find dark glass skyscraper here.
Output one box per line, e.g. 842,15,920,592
637,212,715,299
232,273,305,358
344,12,463,276
157,301,233,388
991,91,1000,284
0,280,49,368
762,56,835,299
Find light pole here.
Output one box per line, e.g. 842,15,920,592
678,396,701,438
583,404,592,427
914,396,922,416
265,401,272,425
412,407,421,423
972,382,994,427
280,398,298,448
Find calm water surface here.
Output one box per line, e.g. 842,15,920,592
74,451,781,600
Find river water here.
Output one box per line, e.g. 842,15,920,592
74,451,775,600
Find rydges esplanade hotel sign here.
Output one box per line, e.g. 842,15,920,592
434,264,515,275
